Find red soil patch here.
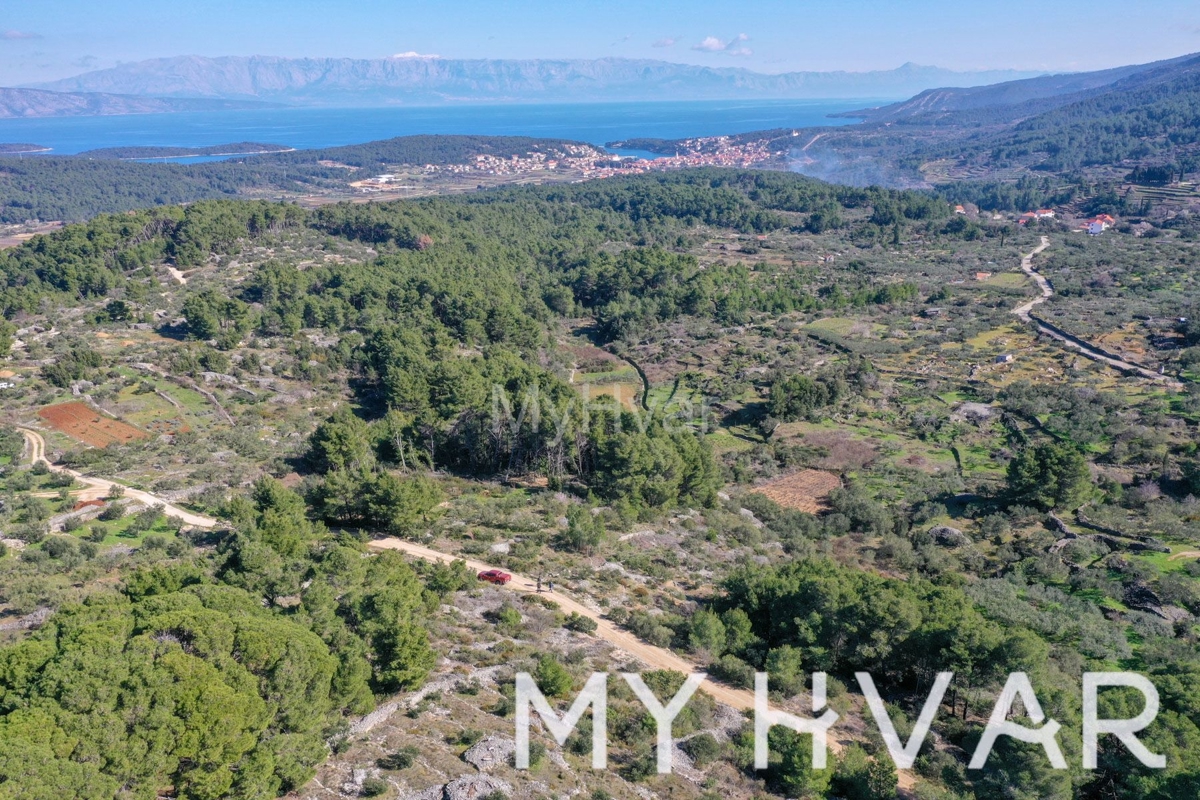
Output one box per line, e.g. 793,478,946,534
752,469,843,514
37,401,148,447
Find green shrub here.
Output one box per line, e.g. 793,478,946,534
681,733,722,766
377,746,420,770
534,655,573,698
564,612,598,634
98,503,125,521
360,775,389,797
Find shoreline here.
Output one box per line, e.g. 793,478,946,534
120,147,297,161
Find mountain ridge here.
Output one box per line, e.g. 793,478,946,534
837,52,1200,123
0,87,273,119
33,55,1044,105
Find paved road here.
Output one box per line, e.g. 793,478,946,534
1012,237,1180,386
368,536,919,792
18,427,218,528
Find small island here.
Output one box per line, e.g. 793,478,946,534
0,143,51,154
76,142,293,160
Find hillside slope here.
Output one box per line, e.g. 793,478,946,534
842,52,1197,123
613,52,1200,189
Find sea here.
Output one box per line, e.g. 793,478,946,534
0,99,884,161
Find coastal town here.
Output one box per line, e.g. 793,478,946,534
348,133,791,194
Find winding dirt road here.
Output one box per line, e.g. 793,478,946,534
1012,237,1179,386
1012,236,1053,321
368,537,919,792
372,538,756,705
18,427,218,528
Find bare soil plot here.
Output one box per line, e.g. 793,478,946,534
752,469,842,514
563,340,623,370
37,401,148,447
801,430,880,472
0,222,63,250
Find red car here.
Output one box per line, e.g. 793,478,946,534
477,569,512,585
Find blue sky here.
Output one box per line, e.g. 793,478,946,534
3,0,1199,84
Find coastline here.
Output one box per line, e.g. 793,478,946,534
121,147,297,161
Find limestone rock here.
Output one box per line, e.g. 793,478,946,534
1125,582,1193,623
462,735,515,772
444,775,511,800
928,525,968,547
406,786,444,800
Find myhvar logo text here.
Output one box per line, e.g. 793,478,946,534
513,671,1164,773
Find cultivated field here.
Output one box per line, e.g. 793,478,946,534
752,468,843,514
37,401,148,447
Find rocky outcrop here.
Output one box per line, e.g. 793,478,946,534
406,776,511,800
928,525,969,547
1124,582,1192,624
462,736,515,772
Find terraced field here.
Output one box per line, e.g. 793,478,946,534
37,401,148,447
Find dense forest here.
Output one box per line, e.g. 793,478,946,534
0,475,440,798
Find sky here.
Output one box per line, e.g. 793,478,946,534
3,0,1199,85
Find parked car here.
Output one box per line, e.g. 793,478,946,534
477,568,512,585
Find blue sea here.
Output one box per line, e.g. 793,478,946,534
0,99,881,160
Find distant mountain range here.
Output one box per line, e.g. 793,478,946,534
0,87,271,119
31,55,1043,106
836,52,1200,123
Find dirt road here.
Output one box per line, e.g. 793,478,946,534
372,538,747,701
1012,236,1053,321
800,132,826,152
0,222,63,250
1012,238,1180,386
368,536,918,791
18,427,218,528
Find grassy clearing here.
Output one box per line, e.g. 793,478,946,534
806,316,887,337
67,514,181,547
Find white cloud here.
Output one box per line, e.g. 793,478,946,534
652,37,676,48
691,33,752,56
391,51,440,59
1,30,41,41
